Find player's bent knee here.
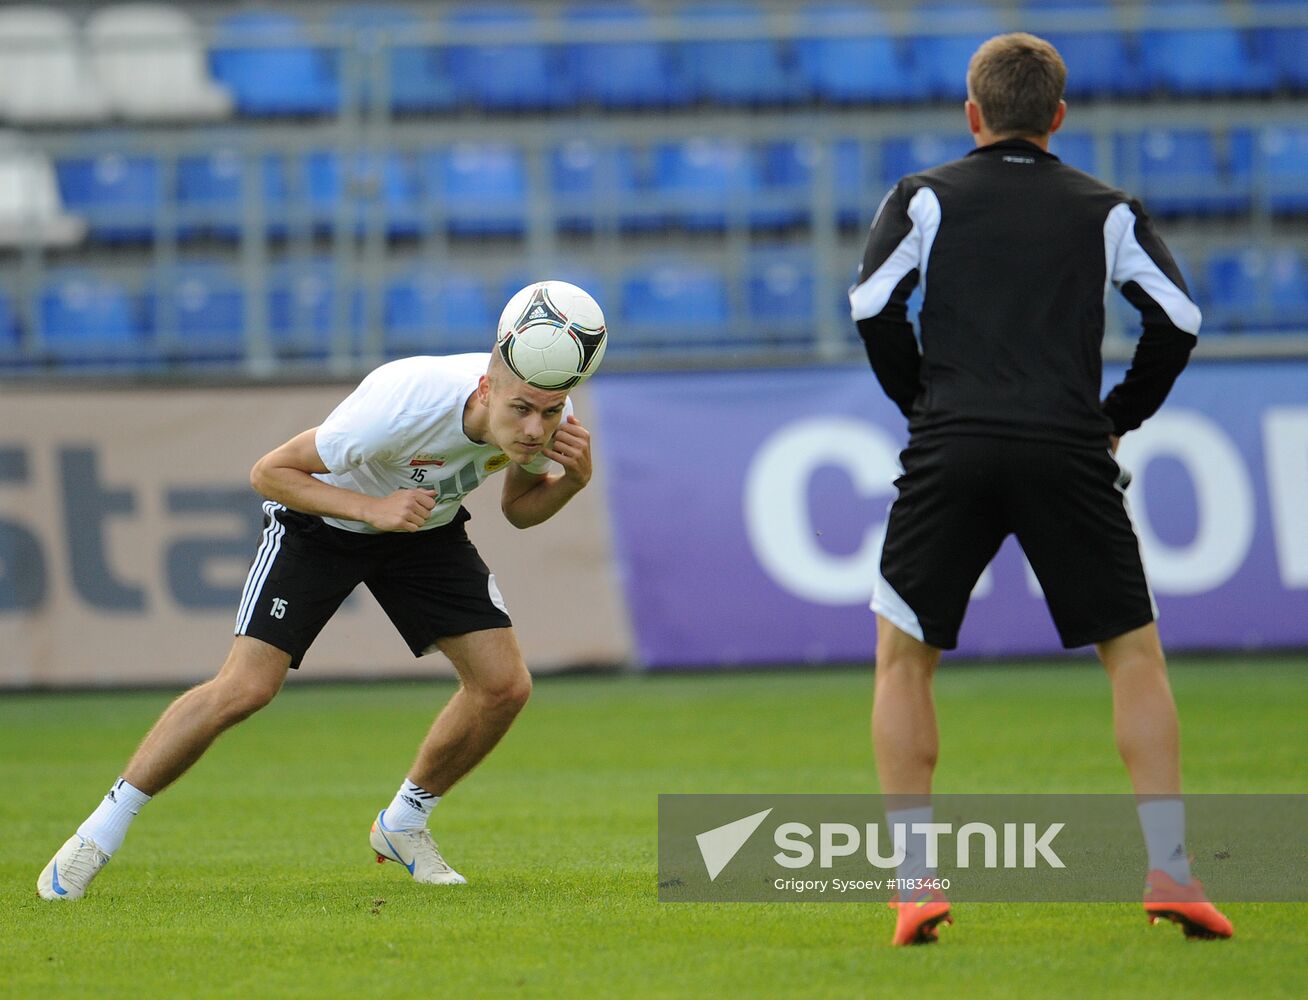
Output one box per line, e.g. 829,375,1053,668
473,669,532,715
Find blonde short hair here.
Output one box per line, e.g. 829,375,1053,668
967,33,1066,138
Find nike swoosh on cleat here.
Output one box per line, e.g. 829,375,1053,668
377,828,416,875
50,862,69,896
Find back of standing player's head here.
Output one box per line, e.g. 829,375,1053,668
967,33,1066,139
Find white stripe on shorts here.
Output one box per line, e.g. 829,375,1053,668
235,500,287,635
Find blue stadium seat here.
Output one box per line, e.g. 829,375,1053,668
563,3,690,108
55,153,159,242
268,260,360,358
304,150,421,238
423,144,527,237
1022,0,1142,97
330,5,455,113
384,270,495,356
833,138,886,227
795,3,912,103
444,5,571,111
209,11,341,116
1258,125,1308,215
1138,0,1274,96
1048,131,1100,175
1115,129,1253,216
909,2,1006,100
654,138,758,231
881,133,975,188
747,248,815,336
1204,247,1308,332
621,262,730,346
176,148,290,240
549,140,649,232
1251,0,1308,91
151,263,246,362
678,2,800,105
755,141,817,229
39,269,149,363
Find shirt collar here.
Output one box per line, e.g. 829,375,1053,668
966,138,1059,162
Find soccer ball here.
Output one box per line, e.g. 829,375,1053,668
496,280,608,390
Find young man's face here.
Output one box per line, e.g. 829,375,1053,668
480,374,568,465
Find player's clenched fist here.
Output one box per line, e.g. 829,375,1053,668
544,414,592,488
367,488,437,532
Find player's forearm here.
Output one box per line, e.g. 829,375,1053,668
250,462,376,523
501,474,585,529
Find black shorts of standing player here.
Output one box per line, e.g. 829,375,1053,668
234,503,512,669
874,435,1156,650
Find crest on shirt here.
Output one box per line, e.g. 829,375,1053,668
409,453,446,467
484,453,511,473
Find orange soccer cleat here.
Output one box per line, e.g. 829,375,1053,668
1143,870,1234,940
889,887,953,946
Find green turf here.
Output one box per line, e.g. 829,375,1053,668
2,658,1305,999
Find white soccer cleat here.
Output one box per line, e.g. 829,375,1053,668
37,834,110,901
369,811,467,886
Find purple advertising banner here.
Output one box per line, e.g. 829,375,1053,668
592,361,1308,668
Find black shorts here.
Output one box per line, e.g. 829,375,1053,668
235,502,512,668
875,435,1155,650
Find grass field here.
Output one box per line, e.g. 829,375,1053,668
2,658,1305,999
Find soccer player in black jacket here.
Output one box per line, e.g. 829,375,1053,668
849,33,1233,945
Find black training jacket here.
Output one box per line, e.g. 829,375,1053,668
849,138,1198,446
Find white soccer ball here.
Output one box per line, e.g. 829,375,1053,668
495,280,608,390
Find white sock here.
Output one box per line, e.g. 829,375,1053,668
887,805,936,885
381,779,440,831
77,778,151,856
1138,798,1191,883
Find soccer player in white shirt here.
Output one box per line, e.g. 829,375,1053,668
39,349,593,899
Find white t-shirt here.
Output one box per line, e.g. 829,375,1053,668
314,354,567,533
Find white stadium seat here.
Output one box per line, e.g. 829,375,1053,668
0,132,86,247
87,4,233,121
0,7,108,124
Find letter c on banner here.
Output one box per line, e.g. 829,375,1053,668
743,417,900,605
1117,411,1255,594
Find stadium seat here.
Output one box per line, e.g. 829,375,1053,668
39,269,149,363
1048,131,1100,175
881,133,975,188
0,134,86,247
1138,0,1274,96
833,138,887,227
550,140,656,232
209,11,341,116
1022,0,1142,97
384,270,495,356
330,5,455,114
1251,0,1308,91
304,149,421,238
0,289,21,364
176,148,290,240
87,4,234,121
55,152,161,242
908,2,1006,100
444,5,571,111
795,2,912,103
423,143,527,237
755,141,817,229
747,248,815,338
562,3,690,108
268,259,361,359
0,7,108,123
678,2,801,106
1115,129,1253,216
621,262,730,346
150,262,246,361
1258,125,1308,215
654,138,758,231
1204,247,1308,332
